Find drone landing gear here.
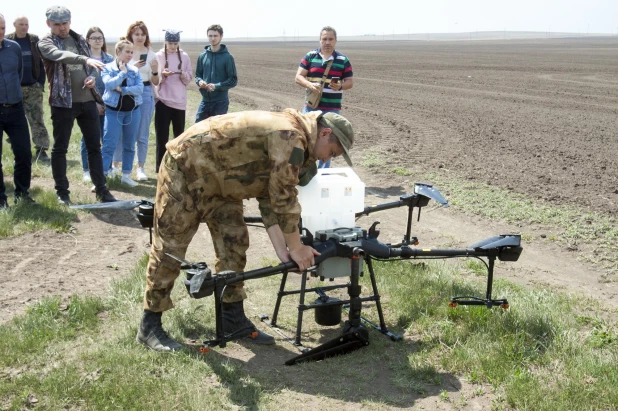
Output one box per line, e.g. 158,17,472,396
449,255,510,309
259,248,399,365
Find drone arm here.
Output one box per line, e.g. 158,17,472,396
227,240,339,285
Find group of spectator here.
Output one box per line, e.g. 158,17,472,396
0,5,353,209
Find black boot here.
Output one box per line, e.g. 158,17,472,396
34,148,50,163
96,188,117,203
136,310,182,352
222,301,275,345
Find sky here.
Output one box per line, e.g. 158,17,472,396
2,0,617,40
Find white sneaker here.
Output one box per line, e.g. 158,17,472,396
136,167,148,181
121,175,138,187
90,185,96,193
83,171,92,182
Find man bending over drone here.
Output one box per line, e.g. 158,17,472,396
138,108,354,351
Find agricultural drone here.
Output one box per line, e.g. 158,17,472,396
71,182,523,365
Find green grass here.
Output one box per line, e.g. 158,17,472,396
0,190,77,237
368,259,618,410
1,256,617,410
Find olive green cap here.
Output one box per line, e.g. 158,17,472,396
320,112,354,167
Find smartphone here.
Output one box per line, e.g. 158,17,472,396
331,77,340,84
139,53,148,62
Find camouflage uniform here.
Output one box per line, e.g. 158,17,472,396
21,84,50,150
144,109,321,312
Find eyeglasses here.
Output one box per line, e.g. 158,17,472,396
89,37,104,42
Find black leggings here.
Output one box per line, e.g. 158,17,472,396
154,101,185,173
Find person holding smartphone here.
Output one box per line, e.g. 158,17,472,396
153,29,192,173
295,26,353,168
100,39,143,185
110,21,159,183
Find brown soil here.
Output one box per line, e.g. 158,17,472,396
1,38,617,409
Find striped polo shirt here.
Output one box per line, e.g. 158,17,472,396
299,48,353,111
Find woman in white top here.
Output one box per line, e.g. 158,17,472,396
111,21,159,182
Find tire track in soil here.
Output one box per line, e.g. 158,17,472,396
233,87,299,112
345,103,455,166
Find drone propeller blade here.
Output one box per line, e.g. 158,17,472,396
469,235,504,249
70,199,145,211
478,235,521,250
414,183,449,207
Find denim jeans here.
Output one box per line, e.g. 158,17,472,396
301,106,340,169
102,107,141,174
0,102,32,200
80,114,105,171
51,101,106,195
113,84,154,166
195,98,229,123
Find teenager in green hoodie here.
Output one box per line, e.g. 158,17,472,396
194,24,238,123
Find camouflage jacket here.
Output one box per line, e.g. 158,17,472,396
166,109,320,233
37,30,101,108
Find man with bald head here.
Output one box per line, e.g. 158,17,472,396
7,15,50,163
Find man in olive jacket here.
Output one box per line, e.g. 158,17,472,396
137,109,355,352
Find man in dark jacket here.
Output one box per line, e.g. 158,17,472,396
7,15,50,163
37,6,116,205
0,13,34,208
194,24,237,123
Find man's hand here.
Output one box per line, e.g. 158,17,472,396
96,103,105,115
86,58,105,71
289,245,320,272
83,76,96,89
198,80,208,89
307,82,321,93
206,83,216,91
331,81,343,91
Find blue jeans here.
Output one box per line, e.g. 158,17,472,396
301,106,340,169
195,98,229,123
80,114,105,171
0,102,32,200
102,107,141,174
114,85,154,166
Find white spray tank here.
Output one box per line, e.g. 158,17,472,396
297,167,366,238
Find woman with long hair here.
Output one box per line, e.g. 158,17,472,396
81,27,114,182
111,21,159,181
101,40,143,186
154,29,192,172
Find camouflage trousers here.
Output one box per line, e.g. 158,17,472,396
143,154,250,312
22,84,50,150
